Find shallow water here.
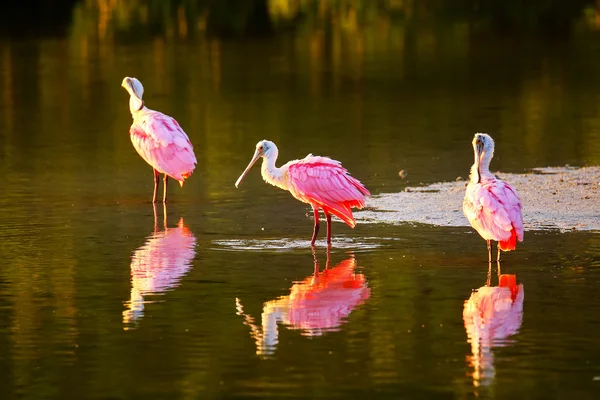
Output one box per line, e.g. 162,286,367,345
1,4,600,399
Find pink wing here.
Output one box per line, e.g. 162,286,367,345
463,178,524,245
286,156,370,228
130,110,197,185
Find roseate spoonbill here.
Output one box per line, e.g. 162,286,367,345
463,273,524,387
463,133,524,262
121,77,197,203
235,248,370,356
235,140,370,245
123,204,196,329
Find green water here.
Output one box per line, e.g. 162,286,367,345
0,4,600,399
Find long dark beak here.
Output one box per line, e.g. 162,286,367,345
235,149,261,188
475,140,483,163
474,140,483,183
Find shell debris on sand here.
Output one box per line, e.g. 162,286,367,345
357,166,600,232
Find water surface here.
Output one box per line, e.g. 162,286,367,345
0,4,600,399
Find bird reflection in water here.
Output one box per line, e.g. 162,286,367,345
123,203,197,329
463,264,524,388
236,248,370,357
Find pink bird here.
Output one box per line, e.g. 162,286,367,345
463,133,524,262
235,140,370,245
235,250,370,357
121,77,197,203
463,274,524,387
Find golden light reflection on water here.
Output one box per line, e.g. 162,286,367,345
3,221,79,392
0,3,598,397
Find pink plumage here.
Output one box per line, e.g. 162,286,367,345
130,111,197,185
235,140,370,245
286,156,370,228
464,178,524,250
463,133,524,261
122,77,197,203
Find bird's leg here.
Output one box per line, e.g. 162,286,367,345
310,208,320,246
497,260,502,278
486,261,492,287
496,246,502,263
325,243,331,270
163,174,168,203
487,240,492,263
325,212,332,245
152,169,160,203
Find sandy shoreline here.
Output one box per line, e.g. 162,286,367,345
356,166,600,232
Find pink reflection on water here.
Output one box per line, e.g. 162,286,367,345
123,206,196,329
463,271,524,388
236,249,370,357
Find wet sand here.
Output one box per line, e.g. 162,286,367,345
357,166,600,232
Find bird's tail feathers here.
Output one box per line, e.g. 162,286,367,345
498,227,517,251
322,202,357,228
314,176,369,228
179,171,193,187
348,175,371,197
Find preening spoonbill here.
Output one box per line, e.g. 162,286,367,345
463,133,524,262
235,140,370,245
121,77,197,203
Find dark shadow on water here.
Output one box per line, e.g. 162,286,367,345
463,263,524,390
123,203,197,330
235,247,370,358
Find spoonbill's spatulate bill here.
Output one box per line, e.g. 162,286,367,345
463,133,524,262
121,77,197,203
235,140,370,246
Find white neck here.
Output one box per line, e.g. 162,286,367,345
129,96,147,118
260,153,287,189
470,149,494,183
